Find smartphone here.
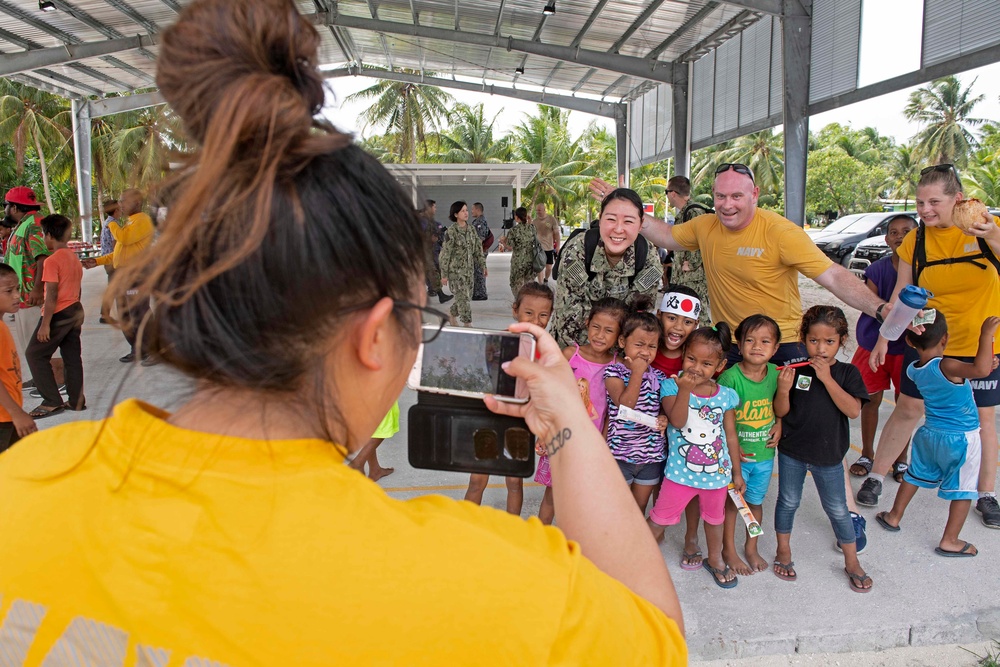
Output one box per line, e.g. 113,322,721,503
407,326,535,403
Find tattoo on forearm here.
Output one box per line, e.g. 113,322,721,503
545,428,572,457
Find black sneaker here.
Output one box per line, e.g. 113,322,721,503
438,291,454,304
119,353,136,363
976,496,1000,529
857,478,882,507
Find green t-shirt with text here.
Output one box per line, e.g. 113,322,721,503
718,363,778,462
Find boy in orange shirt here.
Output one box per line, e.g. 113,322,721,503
0,263,36,451
26,214,85,417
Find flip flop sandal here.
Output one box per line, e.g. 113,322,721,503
892,462,909,483
680,551,703,571
773,561,797,581
850,456,873,476
875,511,900,532
28,405,64,419
934,541,977,558
845,568,873,593
703,560,738,589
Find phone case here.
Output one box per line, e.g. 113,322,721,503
408,392,535,477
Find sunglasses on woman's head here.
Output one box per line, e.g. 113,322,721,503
920,163,961,182
715,163,755,184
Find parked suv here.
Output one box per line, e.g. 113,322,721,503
808,211,918,268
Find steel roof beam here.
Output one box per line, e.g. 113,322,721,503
327,66,618,118
677,9,762,62
646,2,719,59
317,13,676,83
570,0,611,48
156,0,181,12
610,0,667,54
722,0,808,17
99,0,161,34
492,0,507,36
0,34,157,77
89,90,165,117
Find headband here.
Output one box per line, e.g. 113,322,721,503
659,292,702,320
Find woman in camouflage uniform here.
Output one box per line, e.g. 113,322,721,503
552,189,663,347
501,206,537,299
439,201,486,326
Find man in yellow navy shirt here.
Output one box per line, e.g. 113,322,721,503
83,189,155,363
592,165,887,367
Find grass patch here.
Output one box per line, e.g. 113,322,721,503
962,640,1000,667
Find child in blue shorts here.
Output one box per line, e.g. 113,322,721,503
875,312,1000,557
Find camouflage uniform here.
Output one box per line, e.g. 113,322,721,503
471,214,491,300
439,223,486,324
552,233,662,348
421,215,444,293
671,201,712,325
504,222,538,298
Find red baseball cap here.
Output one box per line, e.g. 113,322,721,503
3,186,38,207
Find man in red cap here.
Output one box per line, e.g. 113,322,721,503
3,186,63,388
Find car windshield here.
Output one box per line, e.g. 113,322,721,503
820,214,879,234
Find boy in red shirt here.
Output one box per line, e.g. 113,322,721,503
26,214,85,417
0,263,36,450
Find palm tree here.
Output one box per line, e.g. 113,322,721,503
0,79,71,211
904,75,986,168
436,103,510,163
694,129,784,198
509,105,590,220
111,105,181,192
888,143,920,209
345,70,453,164
966,162,1000,207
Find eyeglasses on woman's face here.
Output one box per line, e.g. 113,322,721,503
392,301,449,344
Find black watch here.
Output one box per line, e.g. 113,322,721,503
875,303,887,324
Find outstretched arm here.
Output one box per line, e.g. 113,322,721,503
813,264,884,318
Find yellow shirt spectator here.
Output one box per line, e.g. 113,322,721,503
672,208,833,341
0,399,686,666
95,212,155,269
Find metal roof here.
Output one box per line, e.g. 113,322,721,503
383,163,541,188
0,0,784,104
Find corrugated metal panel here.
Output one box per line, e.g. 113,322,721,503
713,35,739,134
808,0,860,104
691,50,715,143
630,95,645,163
923,0,1000,67
656,84,672,156
641,88,656,159
769,16,782,118
739,16,771,126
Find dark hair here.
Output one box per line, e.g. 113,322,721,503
685,322,732,361
425,199,435,207
40,214,72,241
621,295,661,340
513,281,554,310
666,176,691,198
9,203,41,214
918,166,962,196
735,314,781,344
448,201,467,222
0,263,16,281
887,214,916,230
587,297,627,329
514,206,528,222
800,305,850,343
599,188,644,220
906,310,948,350
116,0,425,445
472,202,484,212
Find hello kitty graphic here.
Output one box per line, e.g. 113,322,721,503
677,405,725,474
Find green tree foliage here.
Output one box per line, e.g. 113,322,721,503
904,75,985,168
345,70,454,164
805,147,888,217
436,104,510,163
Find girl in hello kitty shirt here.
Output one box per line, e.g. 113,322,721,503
648,322,745,589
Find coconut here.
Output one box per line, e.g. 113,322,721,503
952,198,989,232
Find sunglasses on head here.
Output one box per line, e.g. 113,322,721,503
715,163,755,183
920,163,961,182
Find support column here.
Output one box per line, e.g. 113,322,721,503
781,3,812,226
671,65,690,178
614,103,629,187
515,172,522,207
71,99,93,243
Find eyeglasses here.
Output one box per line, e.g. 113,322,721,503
920,163,961,183
715,163,755,184
665,189,676,195
393,300,450,344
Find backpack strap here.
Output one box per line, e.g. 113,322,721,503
913,221,1000,284
581,228,649,288
551,227,588,281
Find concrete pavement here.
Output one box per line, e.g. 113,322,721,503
22,253,1000,662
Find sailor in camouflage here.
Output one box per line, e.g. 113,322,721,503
439,202,486,325
552,232,662,347
668,179,712,325
502,207,538,298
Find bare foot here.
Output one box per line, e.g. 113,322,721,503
744,544,768,572
938,539,977,556
683,537,702,563
368,466,395,482
723,548,753,576
647,519,666,544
